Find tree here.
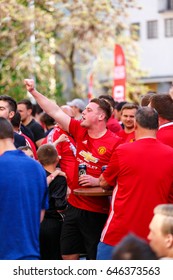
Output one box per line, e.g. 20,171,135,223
0,0,146,103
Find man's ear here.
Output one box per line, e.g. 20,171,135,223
99,112,106,121
9,111,15,120
165,233,173,248
56,156,60,163
28,108,33,116
158,116,164,127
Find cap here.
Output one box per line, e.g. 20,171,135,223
67,98,86,111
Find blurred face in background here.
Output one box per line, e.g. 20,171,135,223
148,214,168,258
121,108,137,130
0,101,15,120
17,104,32,123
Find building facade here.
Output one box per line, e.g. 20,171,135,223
128,0,173,92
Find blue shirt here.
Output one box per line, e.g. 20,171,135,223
0,150,48,260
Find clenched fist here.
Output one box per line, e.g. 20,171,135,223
24,79,35,93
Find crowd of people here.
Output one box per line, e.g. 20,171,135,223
0,80,173,260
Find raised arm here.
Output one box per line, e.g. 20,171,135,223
24,79,71,132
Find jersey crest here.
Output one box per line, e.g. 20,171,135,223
98,146,107,155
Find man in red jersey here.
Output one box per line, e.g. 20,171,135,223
98,107,173,259
117,103,138,143
149,93,173,148
24,79,122,260
41,105,76,196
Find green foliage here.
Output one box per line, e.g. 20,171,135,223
0,0,146,104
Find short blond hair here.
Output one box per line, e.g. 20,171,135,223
154,204,173,235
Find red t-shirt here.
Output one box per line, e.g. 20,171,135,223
68,118,122,214
117,129,135,143
101,138,173,245
106,115,122,134
157,122,173,148
42,125,76,190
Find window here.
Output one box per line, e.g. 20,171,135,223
130,23,140,40
147,20,158,39
158,0,173,12
168,0,173,9
165,18,173,37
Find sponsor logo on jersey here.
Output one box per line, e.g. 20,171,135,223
79,150,98,163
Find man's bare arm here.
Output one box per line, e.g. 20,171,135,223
24,79,71,132
99,174,113,190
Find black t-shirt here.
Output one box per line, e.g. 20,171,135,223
45,170,67,219
20,124,34,142
26,119,45,143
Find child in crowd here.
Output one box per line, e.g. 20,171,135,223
37,144,67,260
